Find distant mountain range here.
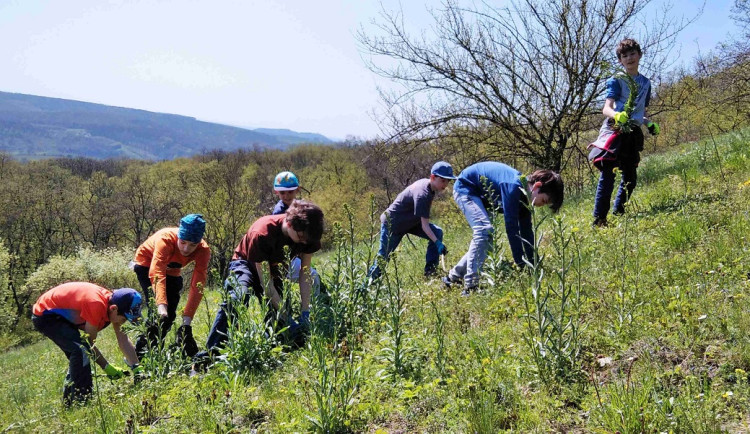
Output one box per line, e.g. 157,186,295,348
0,91,334,161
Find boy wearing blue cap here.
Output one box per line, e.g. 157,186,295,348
132,214,210,358
32,282,142,406
270,171,323,295
366,161,456,283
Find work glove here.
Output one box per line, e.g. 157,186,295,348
176,324,199,358
613,111,629,126
435,240,448,256
647,121,660,136
104,364,128,380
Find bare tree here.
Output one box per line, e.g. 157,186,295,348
359,0,698,170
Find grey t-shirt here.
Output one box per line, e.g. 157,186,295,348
381,178,435,234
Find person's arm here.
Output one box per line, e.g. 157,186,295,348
501,185,527,266
181,247,210,323
298,253,313,312
257,262,282,310
149,237,173,318
83,323,108,370
602,98,617,119
113,322,138,366
420,217,438,242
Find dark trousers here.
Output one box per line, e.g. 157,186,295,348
33,314,92,406
593,128,643,219
133,265,182,353
205,260,269,351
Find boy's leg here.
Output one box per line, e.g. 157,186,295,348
409,223,443,275
132,265,153,314
32,315,93,406
613,163,638,214
161,275,182,337
593,161,616,222
453,191,492,289
204,260,257,352
366,223,404,281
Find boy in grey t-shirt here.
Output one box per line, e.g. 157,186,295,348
366,161,456,282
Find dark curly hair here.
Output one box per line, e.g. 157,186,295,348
528,170,564,212
285,200,324,243
616,38,642,59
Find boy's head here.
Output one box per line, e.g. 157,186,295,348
429,161,457,192
616,38,642,74
110,288,142,323
285,200,324,245
178,214,205,256
273,171,301,206
527,170,564,212
616,38,642,59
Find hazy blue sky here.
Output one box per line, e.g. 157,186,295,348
0,0,739,140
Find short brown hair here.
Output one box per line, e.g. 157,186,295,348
616,38,642,59
528,170,564,212
286,200,324,243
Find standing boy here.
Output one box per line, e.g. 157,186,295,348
443,162,564,295
198,200,324,357
366,161,456,282
132,214,210,358
589,38,660,227
32,283,142,406
271,171,322,294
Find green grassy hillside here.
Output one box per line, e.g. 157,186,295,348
1,130,749,433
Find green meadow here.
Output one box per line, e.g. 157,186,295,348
2,129,750,432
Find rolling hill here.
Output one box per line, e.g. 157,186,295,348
0,91,334,160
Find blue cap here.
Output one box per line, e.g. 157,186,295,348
274,171,300,191
110,288,142,322
178,214,206,243
431,161,457,180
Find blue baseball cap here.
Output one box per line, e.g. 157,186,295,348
431,161,457,180
178,214,206,243
274,171,300,191
110,288,142,322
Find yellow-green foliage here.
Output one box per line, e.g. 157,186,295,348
21,247,138,305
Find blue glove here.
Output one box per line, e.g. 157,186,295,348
300,310,310,328
435,240,448,256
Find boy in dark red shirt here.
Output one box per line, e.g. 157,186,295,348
132,214,210,357
32,282,142,406
197,200,324,357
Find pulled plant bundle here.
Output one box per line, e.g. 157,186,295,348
613,70,639,134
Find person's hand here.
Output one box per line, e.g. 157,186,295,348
157,304,168,318
435,240,448,256
647,121,660,136
299,310,311,328
613,111,629,125
104,364,128,380
131,364,143,376
176,324,199,358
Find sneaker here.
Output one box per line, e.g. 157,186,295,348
442,275,461,289
612,207,625,216
592,217,608,227
460,286,479,296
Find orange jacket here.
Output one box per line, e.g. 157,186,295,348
133,228,210,318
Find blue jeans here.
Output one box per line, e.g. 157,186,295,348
367,221,444,280
33,314,92,406
450,191,493,288
593,160,637,219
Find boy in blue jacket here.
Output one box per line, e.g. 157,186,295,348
443,162,563,295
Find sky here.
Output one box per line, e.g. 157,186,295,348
0,0,740,140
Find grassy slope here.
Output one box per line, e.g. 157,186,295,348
2,130,750,433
